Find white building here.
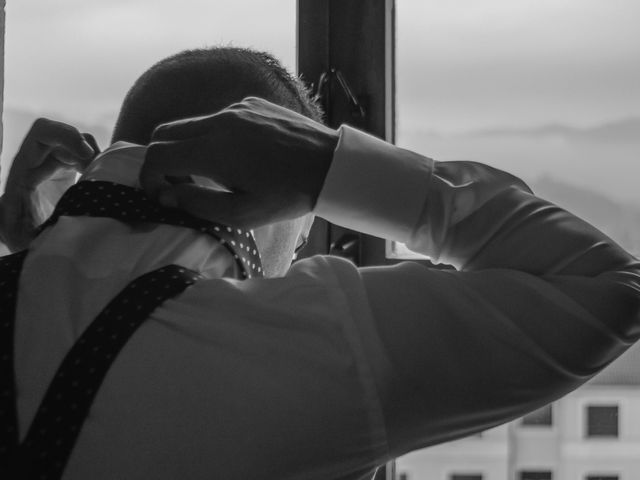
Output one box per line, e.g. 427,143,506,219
396,342,640,480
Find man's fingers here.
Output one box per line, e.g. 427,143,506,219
50,133,99,169
140,136,233,197
79,133,101,167
23,154,79,188
49,146,87,167
140,140,204,197
82,133,100,153
8,119,95,186
31,118,95,160
155,184,261,228
151,113,223,142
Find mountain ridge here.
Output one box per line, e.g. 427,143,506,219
401,116,640,144
469,117,640,144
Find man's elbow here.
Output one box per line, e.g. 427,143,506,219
601,267,640,343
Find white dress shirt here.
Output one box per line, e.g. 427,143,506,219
9,126,640,479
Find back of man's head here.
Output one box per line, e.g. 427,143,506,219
112,47,322,145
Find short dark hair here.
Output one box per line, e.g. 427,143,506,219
112,47,323,145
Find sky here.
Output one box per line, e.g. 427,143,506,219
2,0,639,204
396,0,640,132
3,0,296,125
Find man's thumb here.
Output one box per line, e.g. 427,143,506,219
154,183,253,228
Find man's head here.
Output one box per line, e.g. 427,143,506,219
113,47,323,276
113,47,323,144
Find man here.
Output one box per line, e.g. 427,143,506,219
1,46,639,480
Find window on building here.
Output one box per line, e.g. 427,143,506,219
521,404,553,427
586,475,619,480
520,472,552,480
451,475,483,480
397,473,409,480
586,405,619,438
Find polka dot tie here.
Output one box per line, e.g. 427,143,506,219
40,180,264,279
0,180,263,479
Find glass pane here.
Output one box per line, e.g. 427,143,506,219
1,0,296,190
586,405,619,438
391,0,640,261
395,0,640,478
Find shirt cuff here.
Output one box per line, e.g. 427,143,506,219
314,125,433,243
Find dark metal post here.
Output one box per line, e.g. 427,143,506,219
297,0,396,267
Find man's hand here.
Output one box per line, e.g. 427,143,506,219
0,118,99,251
139,97,338,228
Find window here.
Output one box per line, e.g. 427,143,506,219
451,475,482,480
520,472,552,480
521,404,553,427
391,0,640,261
586,476,619,480
586,405,619,438
1,0,296,188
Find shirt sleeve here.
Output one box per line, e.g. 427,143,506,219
314,125,640,456
0,171,77,253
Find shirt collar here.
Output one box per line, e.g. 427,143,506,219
80,142,227,192
73,142,262,279
80,141,147,187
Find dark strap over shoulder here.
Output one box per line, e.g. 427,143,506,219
7,264,203,479
0,251,29,473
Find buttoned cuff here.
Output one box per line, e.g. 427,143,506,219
314,125,433,243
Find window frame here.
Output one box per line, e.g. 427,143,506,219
519,471,553,480
297,3,400,476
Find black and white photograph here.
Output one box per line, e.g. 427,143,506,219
0,1,639,479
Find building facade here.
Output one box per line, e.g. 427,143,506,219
397,342,640,480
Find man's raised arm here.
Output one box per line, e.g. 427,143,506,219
140,97,640,457
316,124,640,456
